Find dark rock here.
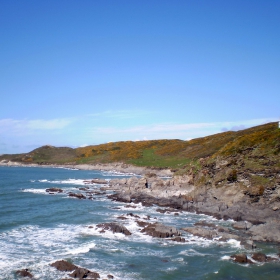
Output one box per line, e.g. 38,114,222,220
117,216,128,220
16,269,33,278
124,205,137,208
96,222,131,235
230,254,253,264
107,275,114,279
252,252,267,262
127,213,140,218
68,267,100,279
50,260,78,272
46,187,63,193
171,236,185,242
68,192,86,199
136,220,150,227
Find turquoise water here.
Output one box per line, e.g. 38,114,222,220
0,166,279,279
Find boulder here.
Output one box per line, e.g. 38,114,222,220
252,252,267,262
233,221,253,230
141,222,181,238
50,260,78,272
182,227,217,240
171,236,185,242
46,187,63,193
68,267,100,279
230,254,253,264
68,193,86,199
240,239,256,250
96,223,131,235
16,269,33,278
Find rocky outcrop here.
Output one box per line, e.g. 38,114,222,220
68,267,100,279
50,260,77,271
84,179,108,184
230,254,253,264
50,260,101,279
96,222,131,235
46,187,63,193
141,222,181,238
68,192,86,199
16,269,33,278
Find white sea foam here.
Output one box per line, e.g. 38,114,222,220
21,188,48,194
226,239,241,248
102,170,141,177
179,248,208,257
65,241,96,255
221,255,231,260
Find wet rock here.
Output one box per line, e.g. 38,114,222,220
171,236,185,242
127,212,140,218
50,260,77,271
68,192,86,199
85,179,108,184
16,269,33,278
230,254,253,264
68,267,100,279
96,222,131,235
46,187,63,193
141,222,181,238
107,275,114,279
240,239,257,250
251,252,267,262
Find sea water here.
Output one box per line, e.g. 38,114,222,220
0,166,279,280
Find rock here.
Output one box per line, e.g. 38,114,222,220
46,187,63,193
240,239,257,250
16,269,33,278
96,223,131,235
230,254,253,264
68,267,100,279
50,260,78,271
68,192,86,199
107,275,114,279
84,179,107,184
182,227,217,240
194,221,217,228
232,221,253,230
171,236,185,242
252,252,267,262
273,206,279,211
141,222,181,238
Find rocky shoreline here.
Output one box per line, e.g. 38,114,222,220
2,160,279,244
106,174,280,244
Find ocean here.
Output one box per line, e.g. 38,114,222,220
0,166,279,280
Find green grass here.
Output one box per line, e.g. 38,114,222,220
128,149,190,168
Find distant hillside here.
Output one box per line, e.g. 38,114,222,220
1,122,279,174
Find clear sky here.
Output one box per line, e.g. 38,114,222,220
0,0,279,154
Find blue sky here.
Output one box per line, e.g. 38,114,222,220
0,0,279,154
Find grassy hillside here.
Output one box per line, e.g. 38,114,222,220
1,122,279,173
